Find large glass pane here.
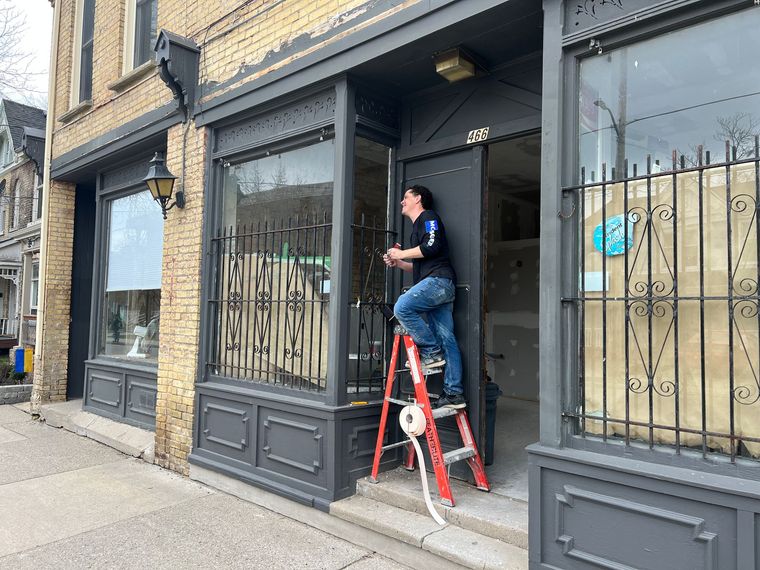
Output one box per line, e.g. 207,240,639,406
134,0,158,67
577,10,760,459
348,137,391,393
213,140,334,390
579,9,760,180
79,0,95,102
99,191,163,364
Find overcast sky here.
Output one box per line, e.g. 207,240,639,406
6,0,54,108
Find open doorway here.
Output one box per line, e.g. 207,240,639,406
484,133,541,501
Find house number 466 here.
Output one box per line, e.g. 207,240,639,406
466,127,490,144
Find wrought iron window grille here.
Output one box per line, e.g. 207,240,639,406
562,138,760,463
207,214,332,392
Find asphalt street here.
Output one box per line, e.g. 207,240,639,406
0,404,406,569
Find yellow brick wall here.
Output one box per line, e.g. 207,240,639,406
32,180,76,410
51,0,417,157
43,0,419,473
154,122,207,474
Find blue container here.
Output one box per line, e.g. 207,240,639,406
484,380,503,465
14,347,25,373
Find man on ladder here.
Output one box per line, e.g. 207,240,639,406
384,184,465,410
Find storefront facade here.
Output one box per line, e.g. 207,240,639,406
36,0,759,567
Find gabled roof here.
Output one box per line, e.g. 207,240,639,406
1,99,47,151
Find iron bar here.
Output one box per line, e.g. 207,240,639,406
206,216,332,391
565,141,759,462
725,141,736,462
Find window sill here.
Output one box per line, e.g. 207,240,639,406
58,100,93,125
107,61,156,93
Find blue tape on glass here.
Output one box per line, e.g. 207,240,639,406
425,220,438,233
593,214,635,256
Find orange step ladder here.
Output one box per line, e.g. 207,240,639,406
369,325,490,507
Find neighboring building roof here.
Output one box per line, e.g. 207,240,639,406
2,100,47,151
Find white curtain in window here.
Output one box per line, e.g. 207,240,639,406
106,191,164,292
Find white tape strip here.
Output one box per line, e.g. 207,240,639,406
399,405,446,526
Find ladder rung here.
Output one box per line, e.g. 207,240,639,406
381,439,413,452
431,407,459,420
443,446,476,465
385,397,420,407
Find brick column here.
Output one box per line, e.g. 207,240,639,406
31,179,76,412
154,122,207,474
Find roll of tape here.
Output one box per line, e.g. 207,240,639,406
399,405,426,436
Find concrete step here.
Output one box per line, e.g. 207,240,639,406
31,399,154,463
330,495,527,570
357,467,528,549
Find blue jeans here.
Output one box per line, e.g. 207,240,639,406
393,277,463,395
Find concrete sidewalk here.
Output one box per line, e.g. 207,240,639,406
0,405,405,569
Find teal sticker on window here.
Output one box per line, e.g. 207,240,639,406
593,214,635,256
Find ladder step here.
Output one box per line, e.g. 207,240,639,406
385,397,419,407
431,407,459,420
381,438,413,452
443,446,476,465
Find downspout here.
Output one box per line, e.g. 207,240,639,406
31,0,61,413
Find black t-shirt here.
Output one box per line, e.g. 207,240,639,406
409,210,456,285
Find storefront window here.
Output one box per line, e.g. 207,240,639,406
348,137,391,393
579,9,760,180
212,139,334,390
576,10,760,459
99,191,163,364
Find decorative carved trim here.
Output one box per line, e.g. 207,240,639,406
348,422,385,460
88,373,122,408
202,402,249,451
573,0,624,20
215,90,336,154
262,415,323,474
126,380,157,418
355,91,399,131
102,159,151,192
555,485,717,570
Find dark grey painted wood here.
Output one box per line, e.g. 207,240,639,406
401,148,485,468
190,381,388,507
327,78,355,408
193,0,511,127
562,0,749,46
67,181,96,399
50,104,177,182
83,360,157,430
538,0,565,448
529,444,760,570
398,57,543,161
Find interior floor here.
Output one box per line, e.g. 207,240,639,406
486,396,538,502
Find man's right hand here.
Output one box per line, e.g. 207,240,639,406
383,254,397,268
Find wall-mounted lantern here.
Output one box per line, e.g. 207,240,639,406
143,152,183,219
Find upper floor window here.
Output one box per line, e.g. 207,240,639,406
30,262,39,313
11,179,20,230
0,134,12,167
32,173,42,222
72,0,96,104
124,0,157,72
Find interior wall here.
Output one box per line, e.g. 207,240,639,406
486,135,541,401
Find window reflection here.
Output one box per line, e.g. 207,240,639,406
579,9,760,180
100,191,163,363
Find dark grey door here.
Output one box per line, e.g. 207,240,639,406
67,182,96,399
402,147,486,451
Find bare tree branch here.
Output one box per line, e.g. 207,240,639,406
0,1,46,104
